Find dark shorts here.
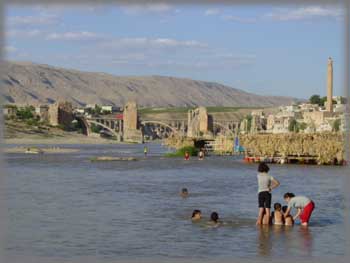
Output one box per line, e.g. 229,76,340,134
258,191,272,208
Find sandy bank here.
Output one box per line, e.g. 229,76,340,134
4,135,122,145
3,146,80,154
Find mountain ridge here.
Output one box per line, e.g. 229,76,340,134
1,60,300,107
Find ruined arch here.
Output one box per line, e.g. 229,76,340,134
87,120,120,137
141,120,178,135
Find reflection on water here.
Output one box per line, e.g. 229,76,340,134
2,143,346,261
257,226,272,257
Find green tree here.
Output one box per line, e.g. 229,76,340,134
91,123,102,133
340,96,347,104
320,96,336,107
246,115,252,132
299,122,307,131
16,106,35,120
94,105,102,115
332,119,341,132
288,119,299,133
309,94,321,105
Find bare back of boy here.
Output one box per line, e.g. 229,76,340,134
274,211,284,225
284,215,294,226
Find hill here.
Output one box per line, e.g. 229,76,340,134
1,61,299,107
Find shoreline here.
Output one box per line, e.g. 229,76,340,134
3,136,123,145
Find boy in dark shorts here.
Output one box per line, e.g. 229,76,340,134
256,162,280,225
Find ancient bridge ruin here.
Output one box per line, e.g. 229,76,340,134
77,102,240,142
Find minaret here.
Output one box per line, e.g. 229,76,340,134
326,57,333,112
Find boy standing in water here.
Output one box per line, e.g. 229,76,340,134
256,162,280,225
144,146,148,157
184,151,190,160
198,149,204,160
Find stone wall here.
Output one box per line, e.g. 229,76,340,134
239,132,345,164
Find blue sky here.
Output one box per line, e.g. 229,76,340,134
4,3,345,99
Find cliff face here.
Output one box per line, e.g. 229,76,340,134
1,61,299,107
240,133,345,164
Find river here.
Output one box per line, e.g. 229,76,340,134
2,143,347,261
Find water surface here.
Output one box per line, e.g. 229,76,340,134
3,143,346,261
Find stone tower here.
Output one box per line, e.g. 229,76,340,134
326,57,333,112
123,101,138,130
123,101,143,142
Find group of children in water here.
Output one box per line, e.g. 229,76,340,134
256,162,315,227
180,161,315,228
180,188,221,227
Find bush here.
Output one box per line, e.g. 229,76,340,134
16,106,34,120
309,94,321,105
332,119,341,132
91,123,102,133
165,146,198,157
26,118,39,126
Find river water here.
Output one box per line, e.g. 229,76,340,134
2,143,347,261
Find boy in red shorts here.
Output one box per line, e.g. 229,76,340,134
283,192,315,226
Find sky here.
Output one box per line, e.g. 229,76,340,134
4,2,345,99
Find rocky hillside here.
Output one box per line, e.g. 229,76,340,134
1,61,299,107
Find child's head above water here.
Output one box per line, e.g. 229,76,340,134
282,205,288,213
210,212,219,223
192,210,201,220
182,188,188,194
274,202,282,211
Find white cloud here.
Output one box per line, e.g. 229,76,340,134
121,3,174,15
8,14,59,26
265,6,343,21
221,15,257,24
100,37,208,49
6,29,43,38
205,8,220,16
46,31,104,41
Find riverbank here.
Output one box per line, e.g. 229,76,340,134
4,135,120,145
3,146,80,154
4,119,122,145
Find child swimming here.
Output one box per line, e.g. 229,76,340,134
272,203,284,225
210,212,219,223
180,188,189,198
191,210,202,221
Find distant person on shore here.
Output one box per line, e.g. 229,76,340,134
282,206,294,226
180,188,189,198
283,193,315,227
198,149,204,160
191,210,202,221
184,151,190,160
256,162,280,225
144,146,148,157
272,203,284,225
